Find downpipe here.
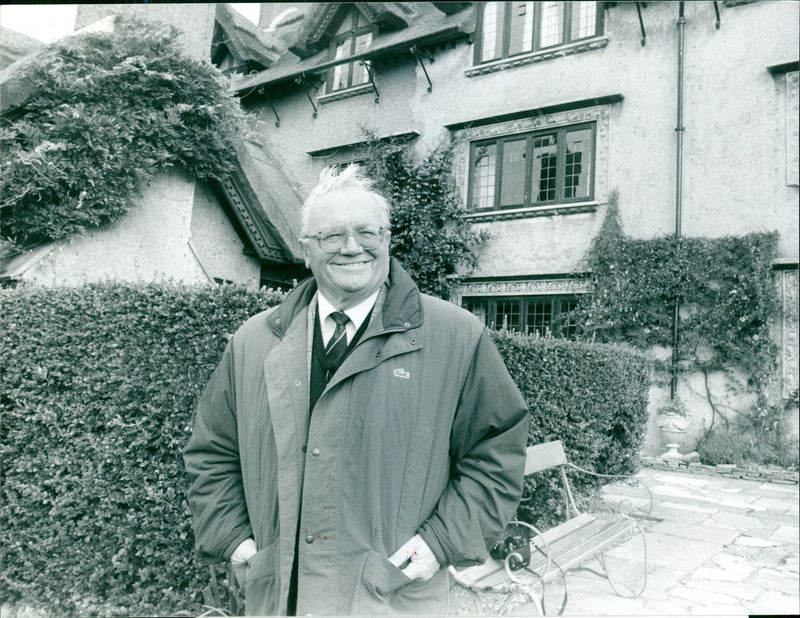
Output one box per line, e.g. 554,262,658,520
670,1,686,400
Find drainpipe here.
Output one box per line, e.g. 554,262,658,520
670,1,686,400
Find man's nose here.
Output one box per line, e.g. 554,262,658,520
340,232,363,253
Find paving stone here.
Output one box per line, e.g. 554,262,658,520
745,589,800,614
649,506,713,524
690,604,752,614
562,587,646,616
642,532,720,570
735,535,782,547
656,500,717,514
637,598,693,614
670,585,743,607
758,483,799,495
682,577,763,601
747,568,800,595
640,564,688,592
722,542,798,567
648,520,739,544
753,497,800,514
709,509,773,531
782,556,799,574
691,564,756,582
650,473,710,488
753,510,800,525
716,497,768,512
769,525,800,544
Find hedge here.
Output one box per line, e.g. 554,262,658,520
491,331,652,527
1,283,283,616
1,284,651,615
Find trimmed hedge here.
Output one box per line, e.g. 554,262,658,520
491,331,651,527
1,285,651,615
1,283,282,616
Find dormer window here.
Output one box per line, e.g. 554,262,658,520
477,2,603,64
327,7,374,92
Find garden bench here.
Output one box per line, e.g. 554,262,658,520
450,440,651,615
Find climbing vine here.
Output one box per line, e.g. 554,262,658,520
361,136,487,299
575,191,781,428
0,15,246,254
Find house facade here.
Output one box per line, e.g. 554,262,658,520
232,1,798,449
5,3,797,450
2,4,306,290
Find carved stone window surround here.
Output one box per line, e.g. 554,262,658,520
318,83,374,105
450,278,589,306
465,37,608,78
460,201,599,223
451,105,611,210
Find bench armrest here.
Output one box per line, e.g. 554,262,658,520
565,463,654,519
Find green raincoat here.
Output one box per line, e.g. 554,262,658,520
184,259,528,615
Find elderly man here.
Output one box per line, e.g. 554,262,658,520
184,165,529,615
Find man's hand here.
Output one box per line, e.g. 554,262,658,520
230,538,257,587
231,538,257,564
388,534,440,582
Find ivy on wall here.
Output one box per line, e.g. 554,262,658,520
362,137,488,300
575,191,781,425
0,15,245,254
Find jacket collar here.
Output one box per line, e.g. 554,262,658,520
268,258,423,338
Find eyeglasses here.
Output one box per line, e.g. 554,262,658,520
302,226,388,253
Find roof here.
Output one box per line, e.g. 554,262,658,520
213,4,283,70
0,27,45,71
233,2,475,93
223,139,305,264
289,2,413,59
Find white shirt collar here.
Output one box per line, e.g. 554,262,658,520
317,289,380,345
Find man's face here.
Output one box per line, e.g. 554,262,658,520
301,188,391,309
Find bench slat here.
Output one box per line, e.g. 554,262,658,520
455,515,636,589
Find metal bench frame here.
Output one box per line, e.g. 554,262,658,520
450,440,651,615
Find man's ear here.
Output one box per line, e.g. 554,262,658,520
299,239,311,269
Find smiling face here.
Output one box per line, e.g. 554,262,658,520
301,187,391,309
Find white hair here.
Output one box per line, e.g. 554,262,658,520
300,164,391,234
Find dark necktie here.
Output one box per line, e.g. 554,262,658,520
325,311,350,366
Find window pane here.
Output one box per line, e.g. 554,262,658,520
526,299,553,335
471,143,497,210
500,139,527,207
540,1,565,48
558,298,579,339
481,2,504,62
564,128,592,200
571,1,597,40
332,38,351,90
509,2,535,55
532,133,558,203
495,299,521,331
463,298,488,325
352,33,372,85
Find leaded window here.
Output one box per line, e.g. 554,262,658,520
476,1,602,65
463,295,579,337
468,123,595,212
328,7,374,92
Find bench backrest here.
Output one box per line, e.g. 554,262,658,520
523,439,581,518
524,440,568,475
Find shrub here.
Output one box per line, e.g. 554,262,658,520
696,401,799,470
490,331,651,527
1,284,650,614
0,283,282,616
362,136,488,300
1,15,245,252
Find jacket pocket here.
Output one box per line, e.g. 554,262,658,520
242,539,280,616
362,550,412,595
